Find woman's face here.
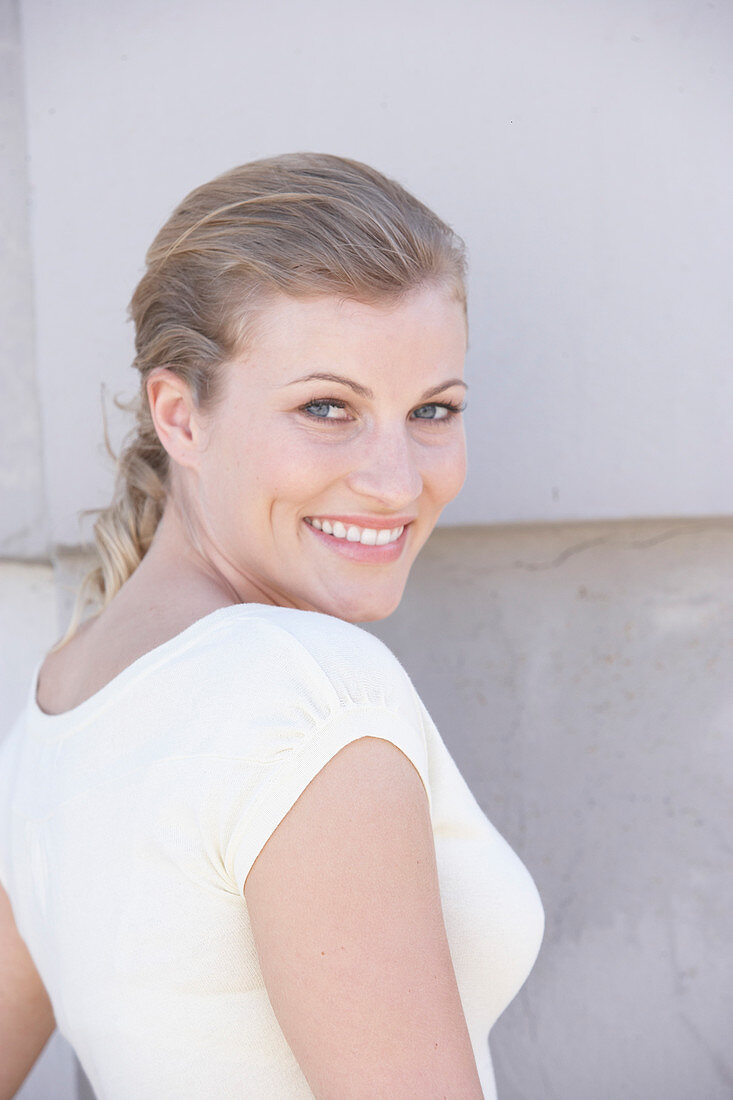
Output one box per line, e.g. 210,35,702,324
189,284,468,621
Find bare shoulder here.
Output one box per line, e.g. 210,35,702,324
244,735,483,1098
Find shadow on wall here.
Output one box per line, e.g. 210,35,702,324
76,1061,95,1100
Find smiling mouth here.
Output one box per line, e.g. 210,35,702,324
305,518,406,546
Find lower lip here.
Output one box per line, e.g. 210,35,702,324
304,521,410,563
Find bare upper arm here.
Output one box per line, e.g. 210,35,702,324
244,735,483,1099
0,881,55,1100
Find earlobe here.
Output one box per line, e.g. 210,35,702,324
146,368,201,469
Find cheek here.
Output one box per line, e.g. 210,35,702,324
425,438,467,504
258,435,342,507
197,425,259,527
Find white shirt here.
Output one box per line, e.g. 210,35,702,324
0,604,544,1098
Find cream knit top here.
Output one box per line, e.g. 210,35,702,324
0,604,544,1099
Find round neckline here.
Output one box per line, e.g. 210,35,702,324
29,602,287,732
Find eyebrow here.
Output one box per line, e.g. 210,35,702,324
284,372,468,401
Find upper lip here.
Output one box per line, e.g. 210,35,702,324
305,515,417,529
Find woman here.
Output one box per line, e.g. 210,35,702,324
0,153,544,1099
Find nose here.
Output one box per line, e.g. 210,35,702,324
344,424,423,510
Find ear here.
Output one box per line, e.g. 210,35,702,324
146,368,204,470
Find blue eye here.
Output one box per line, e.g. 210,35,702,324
412,402,466,421
302,399,349,420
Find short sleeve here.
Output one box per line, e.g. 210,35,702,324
227,700,432,895
155,606,434,897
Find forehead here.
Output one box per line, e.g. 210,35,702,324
239,287,468,378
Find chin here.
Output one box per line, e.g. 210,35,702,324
317,584,406,625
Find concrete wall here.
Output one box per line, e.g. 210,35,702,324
0,0,46,558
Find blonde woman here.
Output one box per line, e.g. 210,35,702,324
0,154,544,1099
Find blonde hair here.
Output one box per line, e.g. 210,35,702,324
70,152,467,634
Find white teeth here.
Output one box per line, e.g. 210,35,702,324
308,519,407,545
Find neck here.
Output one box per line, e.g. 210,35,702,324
127,503,243,610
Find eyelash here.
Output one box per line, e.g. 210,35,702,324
300,397,467,424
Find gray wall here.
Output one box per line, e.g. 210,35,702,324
0,0,46,558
